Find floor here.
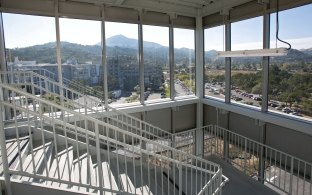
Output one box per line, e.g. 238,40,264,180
207,155,280,195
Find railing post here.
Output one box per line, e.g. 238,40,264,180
244,139,247,174
0,102,12,195
257,120,266,184
195,127,204,157
95,123,103,195
223,128,229,162
258,145,266,184
178,153,182,195
289,157,294,194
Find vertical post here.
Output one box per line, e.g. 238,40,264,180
0,104,12,195
289,157,294,194
224,14,231,104
169,15,175,100
140,112,147,161
171,107,176,149
101,6,108,108
223,111,230,162
262,3,270,112
138,10,144,105
0,12,11,120
54,0,64,107
258,120,266,183
195,14,204,157
178,153,182,195
95,123,103,195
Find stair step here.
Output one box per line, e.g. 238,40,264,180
47,146,73,188
119,173,136,194
136,185,154,195
0,136,29,174
94,162,119,194
14,141,53,182
119,173,152,195
71,153,95,193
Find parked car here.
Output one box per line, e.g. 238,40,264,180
160,92,166,98
290,112,303,117
282,107,293,114
253,97,262,101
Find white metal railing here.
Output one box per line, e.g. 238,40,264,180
0,71,173,144
174,125,312,195
0,82,224,195
33,68,105,100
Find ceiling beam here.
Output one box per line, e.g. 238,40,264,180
157,0,202,8
202,0,253,16
70,0,198,16
114,0,125,5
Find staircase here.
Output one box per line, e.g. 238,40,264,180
2,70,174,144
0,75,225,195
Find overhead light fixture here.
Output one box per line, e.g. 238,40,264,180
217,48,288,57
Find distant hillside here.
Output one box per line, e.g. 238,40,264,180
301,48,312,56
7,35,195,65
6,35,312,70
106,35,164,49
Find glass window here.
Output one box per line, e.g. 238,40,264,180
231,17,263,108
143,25,169,101
59,18,102,99
3,13,57,75
105,22,139,105
174,28,195,97
269,4,312,121
204,26,225,101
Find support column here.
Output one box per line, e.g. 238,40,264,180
0,103,12,195
224,14,231,104
222,109,230,161
169,15,175,100
257,120,267,183
55,0,62,87
54,0,64,109
195,14,204,157
0,13,11,120
138,11,144,105
171,107,176,149
262,3,270,112
101,6,108,108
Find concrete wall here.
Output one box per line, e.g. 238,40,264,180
128,104,197,134
266,123,312,163
145,107,172,132
175,104,196,133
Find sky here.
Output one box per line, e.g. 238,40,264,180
3,3,312,50
204,3,312,51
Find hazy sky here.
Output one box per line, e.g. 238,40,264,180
3,3,312,50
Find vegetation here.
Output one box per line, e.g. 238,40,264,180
231,65,312,115
176,72,195,93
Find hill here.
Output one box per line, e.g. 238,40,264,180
6,35,312,71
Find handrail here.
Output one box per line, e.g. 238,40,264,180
34,68,104,100
173,124,312,195
0,82,223,195
32,69,173,137
0,71,173,141
0,82,220,168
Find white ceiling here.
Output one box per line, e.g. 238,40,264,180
68,0,255,17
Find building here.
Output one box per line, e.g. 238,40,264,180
0,0,312,195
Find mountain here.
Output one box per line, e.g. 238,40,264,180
7,42,102,64
301,48,312,56
106,35,164,49
6,35,312,70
